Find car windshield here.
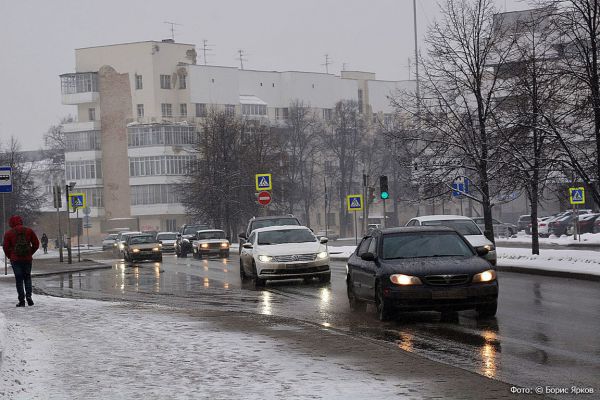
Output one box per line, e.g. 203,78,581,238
421,220,482,235
252,218,299,230
129,236,156,244
157,233,177,240
104,234,117,240
258,229,315,245
382,232,474,259
184,225,208,235
196,231,226,240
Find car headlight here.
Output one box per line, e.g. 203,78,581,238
201,243,209,248
258,255,273,262
390,274,422,286
472,269,497,283
316,251,328,259
483,244,495,251
132,248,140,253
152,247,160,252
220,242,229,248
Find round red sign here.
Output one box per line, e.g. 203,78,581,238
258,191,272,205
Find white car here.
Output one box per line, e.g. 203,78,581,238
239,225,330,287
406,215,497,265
156,232,178,253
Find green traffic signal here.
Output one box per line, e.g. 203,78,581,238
381,191,389,200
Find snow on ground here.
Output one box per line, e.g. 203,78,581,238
328,245,600,277
498,231,600,245
0,291,408,400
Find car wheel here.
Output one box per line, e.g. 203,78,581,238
252,262,265,288
318,272,331,284
376,284,393,321
347,276,366,312
239,260,248,282
476,301,498,319
197,252,203,259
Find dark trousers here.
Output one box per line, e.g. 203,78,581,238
11,261,32,302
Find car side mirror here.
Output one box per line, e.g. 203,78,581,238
177,233,181,238
361,252,376,261
320,237,329,244
242,243,253,249
476,247,489,257
238,232,247,239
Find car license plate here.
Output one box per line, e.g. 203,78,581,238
286,264,305,269
432,289,467,299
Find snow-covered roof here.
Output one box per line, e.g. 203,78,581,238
411,215,475,222
253,225,310,233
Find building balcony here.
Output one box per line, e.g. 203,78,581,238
63,120,101,133
60,72,99,105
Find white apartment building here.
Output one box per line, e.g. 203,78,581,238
60,40,412,238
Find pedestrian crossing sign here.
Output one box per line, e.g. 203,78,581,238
255,173,272,191
347,194,363,212
68,192,86,211
569,187,585,205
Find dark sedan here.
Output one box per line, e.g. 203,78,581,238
346,226,498,321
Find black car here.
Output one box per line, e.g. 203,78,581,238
346,226,498,321
175,223,210,257
238,215,301,254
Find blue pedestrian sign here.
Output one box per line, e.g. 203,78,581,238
0,166,12,193
346,194,363,211
68,192,86,211
569,187,585,205
452,176,470,198
255,173,272,191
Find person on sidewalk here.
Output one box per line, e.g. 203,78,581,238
2,215,40,307
41,233,48,254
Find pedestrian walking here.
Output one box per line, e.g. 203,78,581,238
2,215,40,307
41,233,48,254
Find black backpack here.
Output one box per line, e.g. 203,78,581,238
14,229,31,257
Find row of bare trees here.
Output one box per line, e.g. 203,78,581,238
389,0,600,254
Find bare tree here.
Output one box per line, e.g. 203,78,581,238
42,116,73,179
391,0,516,241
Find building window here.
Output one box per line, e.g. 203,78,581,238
131,184,182,205
129,155,195,177
225,104,235,116
161,103,172,117
65,131,101,152
180,104,187,117
275,108,288,120
179,74,186,89
79,187,104,208
160,74,171,89
137,104,144,118
195,103,207,117
60,72,98,94
88,108,96,121
65,160,102,180
128,124,197,147
322,108,332,121
166,218,177,231
241,104,267,116
135,74,143,90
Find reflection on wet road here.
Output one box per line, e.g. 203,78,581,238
37,253,600,392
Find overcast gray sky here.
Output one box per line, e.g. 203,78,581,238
0,0,529,151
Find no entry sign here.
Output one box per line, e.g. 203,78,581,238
258,191,272,205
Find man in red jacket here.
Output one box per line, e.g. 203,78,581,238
3,215,39,307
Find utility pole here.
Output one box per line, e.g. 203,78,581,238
201,39,214,65
322,54,332,74
163,21,182,41
237,49,247,70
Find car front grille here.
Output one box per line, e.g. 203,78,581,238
424,274,470,286
273,254,316,262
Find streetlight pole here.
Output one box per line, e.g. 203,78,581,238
65,182,76,264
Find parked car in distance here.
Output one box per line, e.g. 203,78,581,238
471,217,517,237
175,223,210,258
239,225,330,287
517,215,531,232
238,215,302,253
578,213,600,234
192,230,230,259
405,215,497,265
526,216,550,235
156,232,178,253
346,226,498,321
548,214,581,236
123,234,162,263
102,234,118,250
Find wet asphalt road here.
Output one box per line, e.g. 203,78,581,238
36,253,600,394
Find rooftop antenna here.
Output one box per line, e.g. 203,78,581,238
201,39,214,65
342,62,349,71
322,54,333,74
163,21,182,41
237,49,248,70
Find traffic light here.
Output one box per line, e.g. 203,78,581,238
53,185,62,208
379,175,389,200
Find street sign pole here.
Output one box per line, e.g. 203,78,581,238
65,185,72,264
354,210,358,245
382,199,386,229
0,166,13,275
3,193,6,275
77,208,81,262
